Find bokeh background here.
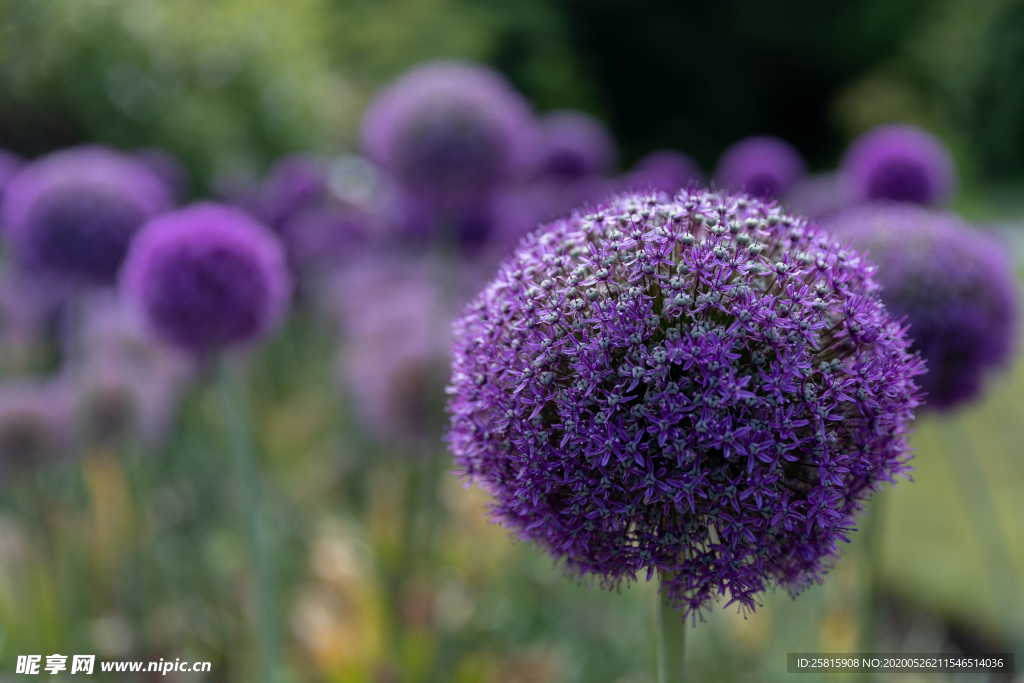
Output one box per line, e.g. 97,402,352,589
0,0,1022,681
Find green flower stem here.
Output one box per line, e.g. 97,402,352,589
218,358,279,683
656,574,687,683
858,490,886,679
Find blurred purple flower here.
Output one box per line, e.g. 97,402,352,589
2,146,173,288
120,203,291,354
841,125,954,206
0,380,73,475
256,156,328,229
0,150,22,204
536,110,616,180
622,150,704,194
714,136,805,199
71,356,182,447
280,203,370,282
361,61,538,210
448,189,923,617
826,203,1017,410
134,148,189,202
783,173,850,222
334,259,449,446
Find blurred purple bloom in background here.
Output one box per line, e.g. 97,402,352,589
0,380,72,476
121,203,291,355
133,148,189,202
784,173,850,222
622,150,704,194
714,136,805,199
448,189,923,617
254,155,329,230
333,259,450,446
0,150,22,204
841,124,954,206
535,110,616,181
2,146,173,288
827,203,1017,410
280,203,370,284
361,61,538,244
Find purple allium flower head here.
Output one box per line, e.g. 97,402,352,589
826,204,1017,410
841,125,954,206
715,137,805,200
120,203,291,355
0,380,72,475
334,259,450,445
448,189,923,616
71,356,181,447
2,146,172,287
0,150,22,204
536,110,616,180
134,148,189,202
362,61,537,207
280,203,370,281
784,173,850,222
622,151,704,194
256,156,328,229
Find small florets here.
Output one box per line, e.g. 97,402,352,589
120,203,290,355
447,189,923,617
826,203,1017,410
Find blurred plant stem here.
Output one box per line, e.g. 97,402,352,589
388,450,445,680
219,358,280,683
656,573,686,683
938,419,1020,624
859,490,886,679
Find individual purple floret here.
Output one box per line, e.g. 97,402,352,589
536,110,616,181
714,137,805,200
120,203,290,355
362,61,537,208
622,151,704,194
841,125,954,206
826,204,1017,410
447,189,923,617
2,146,173,287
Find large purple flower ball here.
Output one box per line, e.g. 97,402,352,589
448,189,923,616
826,204,1017,410
361,61,537,206
121,204,290,354
536,110,616,180
841,125,954,206
2,147,172,287
715,136,805,200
